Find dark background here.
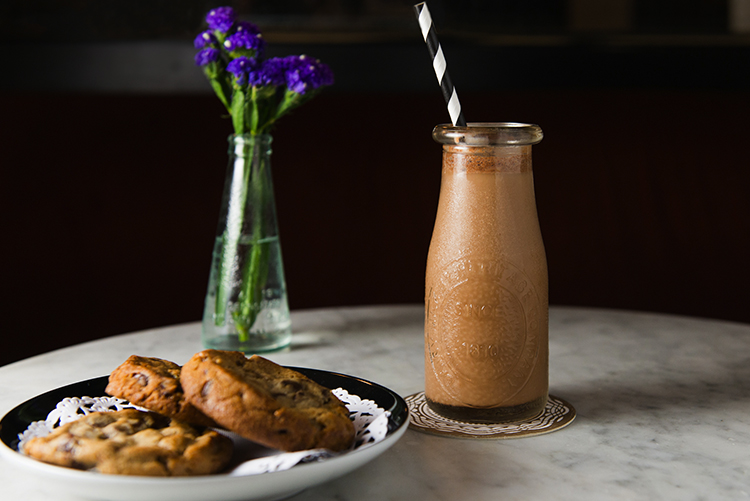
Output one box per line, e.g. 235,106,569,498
2,0,750,366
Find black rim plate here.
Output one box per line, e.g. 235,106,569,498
1,367,409,453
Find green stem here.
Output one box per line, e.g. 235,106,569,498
213,135,273,342
249,86,260,132
232,144,271,341
230,88,246,134
214,138,252,326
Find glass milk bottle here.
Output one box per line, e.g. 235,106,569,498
425,123,548,423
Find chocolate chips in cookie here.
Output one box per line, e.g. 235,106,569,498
106,355,217,427
22,409,232,476
180,350,355,452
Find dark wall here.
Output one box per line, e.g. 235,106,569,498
2,86,750,366
3,0,750,366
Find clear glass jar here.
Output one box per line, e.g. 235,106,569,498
425,122,548,423
202,134,292,353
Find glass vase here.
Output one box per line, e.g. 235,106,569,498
202,133,292,353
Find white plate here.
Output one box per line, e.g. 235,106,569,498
0,368,409,501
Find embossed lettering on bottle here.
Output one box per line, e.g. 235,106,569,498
427,257,542,408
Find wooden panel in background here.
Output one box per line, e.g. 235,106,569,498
2,89,748,366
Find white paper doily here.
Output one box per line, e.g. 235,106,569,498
18,388,389,475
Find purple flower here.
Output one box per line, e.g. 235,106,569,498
193,30,217,49
226,56,257,85
223,30,266,57
245,55,334,93
234,21,261,36
205,6,236,33
194,47,220,66
248,57,287,87
283,55,334,94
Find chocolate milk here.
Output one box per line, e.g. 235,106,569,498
425,123,548,423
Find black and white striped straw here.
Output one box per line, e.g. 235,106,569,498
414,2,466,127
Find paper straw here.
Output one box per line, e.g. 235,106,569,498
414,2,466,127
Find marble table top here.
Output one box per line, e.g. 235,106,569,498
1,304,749,500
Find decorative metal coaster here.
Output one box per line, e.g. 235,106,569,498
406,392,576,439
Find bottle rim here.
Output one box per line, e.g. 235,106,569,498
433,122,543,146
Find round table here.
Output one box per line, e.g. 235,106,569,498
1,305,749,500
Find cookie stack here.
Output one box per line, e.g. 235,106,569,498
22,350,356,476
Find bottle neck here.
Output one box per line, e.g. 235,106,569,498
228,133,272,158
442,144,532,175
433,122,543,147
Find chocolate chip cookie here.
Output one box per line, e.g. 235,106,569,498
180,350,355,452
22,409,232,476
105,355,217,427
